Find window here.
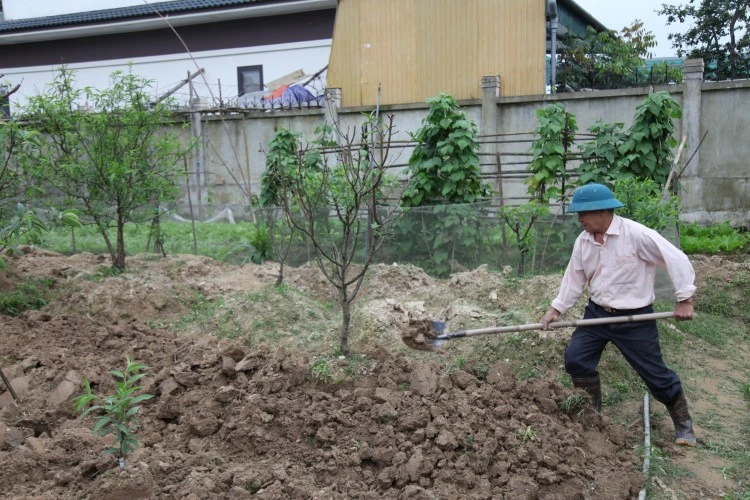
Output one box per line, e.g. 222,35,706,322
237,65,263,96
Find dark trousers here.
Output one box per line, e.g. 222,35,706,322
564,300,682,405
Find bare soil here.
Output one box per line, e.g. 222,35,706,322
0,249,745,499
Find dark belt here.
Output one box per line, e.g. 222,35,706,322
590,299,648,315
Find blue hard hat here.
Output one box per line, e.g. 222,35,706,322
568,183,624,213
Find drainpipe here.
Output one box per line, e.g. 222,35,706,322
548,0,559,92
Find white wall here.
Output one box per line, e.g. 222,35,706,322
2,40,331,110
3,0,145,20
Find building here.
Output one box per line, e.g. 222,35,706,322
327,0,607,107
0,0,607,112
0,0,337,112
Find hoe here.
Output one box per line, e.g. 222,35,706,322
402,312,675,352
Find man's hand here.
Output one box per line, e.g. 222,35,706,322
541,307,561,330
675,299,694,321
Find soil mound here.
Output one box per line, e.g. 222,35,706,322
0,252,646,498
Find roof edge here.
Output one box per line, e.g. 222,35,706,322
556,0,608,32
0,0,337,45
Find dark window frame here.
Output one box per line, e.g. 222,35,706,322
237,65,264,96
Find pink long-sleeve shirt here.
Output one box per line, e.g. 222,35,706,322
551,215,696,314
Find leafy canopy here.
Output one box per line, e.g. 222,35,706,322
556,20,678,91
401,93,493,206
527,103,577,203
658,0,750,80
577,92,681,189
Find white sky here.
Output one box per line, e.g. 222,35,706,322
574,0,691,58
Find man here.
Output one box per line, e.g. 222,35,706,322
540,183,697,446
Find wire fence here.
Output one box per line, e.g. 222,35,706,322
230,203,582,278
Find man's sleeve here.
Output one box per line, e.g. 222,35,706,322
638,229,696,301
551,237,587,314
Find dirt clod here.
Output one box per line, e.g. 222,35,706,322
401,318,441,352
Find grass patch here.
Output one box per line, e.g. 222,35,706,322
643,444,695,495
559,393,585,415
674,312,737,347
41,221,266,265
0,277,56,316
700,440,750,492
695,411,725,432
88,266,125,282
166,293,243,339
309,356,332,383
141,282,332,348
215,284,335,350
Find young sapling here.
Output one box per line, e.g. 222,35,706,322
73,356,154,471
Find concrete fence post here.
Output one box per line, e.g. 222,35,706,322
481,75,500,149
481,75,501,195
680,58,704,215
324,87,342,138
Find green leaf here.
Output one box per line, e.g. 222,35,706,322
93,417,112,434
128,394,154,405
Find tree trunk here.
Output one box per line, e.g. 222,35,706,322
115,216,126,270
339,286,350,356
276,261,284,286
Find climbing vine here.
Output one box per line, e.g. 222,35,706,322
401,93,493,206
527,104,578,203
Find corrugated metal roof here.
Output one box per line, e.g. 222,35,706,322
0,0,274,33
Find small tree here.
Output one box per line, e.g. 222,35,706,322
613,92,681,188
20,67,189,269
556,20,662,91
73,357,153,471
0,119,81,264
577,121,628,186
0,119,20,224
613,177,680,231
497,202,550,275
273,116,400,355
577,92,682,189
260,128,321,284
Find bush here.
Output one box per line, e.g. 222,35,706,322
613,177,680,231
680,223,748,254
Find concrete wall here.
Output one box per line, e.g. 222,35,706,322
692,81,750,224
184,61,749,226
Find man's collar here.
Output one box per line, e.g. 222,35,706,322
582,214,622,242
606,214,622,236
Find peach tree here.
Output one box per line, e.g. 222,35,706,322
19,67,189,270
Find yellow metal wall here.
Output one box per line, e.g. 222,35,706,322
327,0,546,107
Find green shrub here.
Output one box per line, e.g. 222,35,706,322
614,177,680,231
680,223,748,254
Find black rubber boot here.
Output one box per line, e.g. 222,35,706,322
572,376,602,412
666,390,697,447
